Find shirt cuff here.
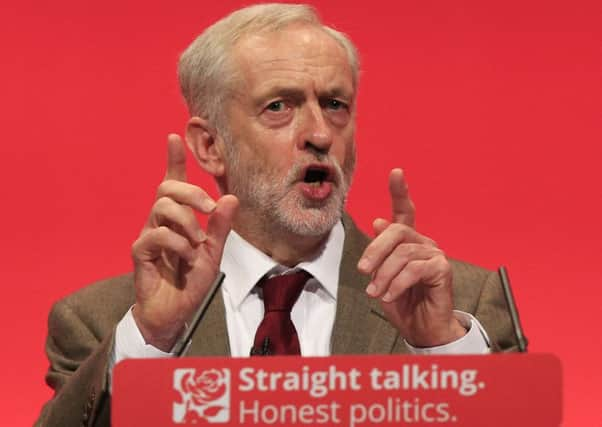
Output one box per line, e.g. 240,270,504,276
108,306,174,392
404,311,491,355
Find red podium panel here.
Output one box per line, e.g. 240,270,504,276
113,354,561,427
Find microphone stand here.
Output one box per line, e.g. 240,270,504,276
171,272,226,357
498,266,528,352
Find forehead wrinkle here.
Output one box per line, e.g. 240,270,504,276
231,26,354,101
246,52,351,87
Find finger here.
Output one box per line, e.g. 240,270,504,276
365,244,442,297
206,194,239,258
132,226,196,264
381,256,450,302
373,217,436,247
164,134,188,182
358,223,435,274
372,217,390,236
389,168,415,227
157,180,216,213
148,197,206,245
380,259,428,303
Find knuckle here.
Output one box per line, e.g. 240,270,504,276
131,239,142,258
156,180,172,197
393,242,414,258
402,244,415,257
154,196,173,211
406,261,423,276
188,185,205,200
131,229,156,260
432,247,445,257
423,234,437,247
435,255,451,273
154,225,171,240
393,248,409,265
391,222,408,237
390,222,404,232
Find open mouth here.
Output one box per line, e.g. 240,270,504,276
299,164,334,200
302,165,332,185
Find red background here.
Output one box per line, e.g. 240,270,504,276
1,0,600,425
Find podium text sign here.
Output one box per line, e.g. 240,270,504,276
113,354,561,426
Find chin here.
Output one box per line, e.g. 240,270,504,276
275,201,344,237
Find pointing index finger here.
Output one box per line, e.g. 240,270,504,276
165,134,188,182
389,168,415,228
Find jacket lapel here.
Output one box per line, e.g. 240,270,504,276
331,215,406,355
187,290,230,356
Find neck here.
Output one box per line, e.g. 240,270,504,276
232,212,330,267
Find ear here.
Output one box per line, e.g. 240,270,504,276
185,116,226,177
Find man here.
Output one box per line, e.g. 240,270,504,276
36,4,519,426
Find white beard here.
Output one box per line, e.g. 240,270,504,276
223,138,355,237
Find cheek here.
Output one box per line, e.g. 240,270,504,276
334,133,355,163
255,128,297,161
237,139,291,177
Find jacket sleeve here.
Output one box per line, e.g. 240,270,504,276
35,299,112,427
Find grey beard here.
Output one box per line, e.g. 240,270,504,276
223,138,354,238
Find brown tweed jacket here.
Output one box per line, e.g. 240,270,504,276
35,216,519,426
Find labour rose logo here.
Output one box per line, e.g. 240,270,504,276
173,368,230,423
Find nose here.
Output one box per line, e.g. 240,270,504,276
298,103,333,154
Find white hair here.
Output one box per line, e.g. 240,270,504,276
178,3,360,131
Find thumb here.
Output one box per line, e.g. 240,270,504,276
206,194,239,256
372,217,391,236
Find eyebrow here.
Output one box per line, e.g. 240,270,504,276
319,87,353,101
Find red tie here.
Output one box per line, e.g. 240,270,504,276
251,270,310,356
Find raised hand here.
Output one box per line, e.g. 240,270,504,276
357,169,465,347
131,134,238,351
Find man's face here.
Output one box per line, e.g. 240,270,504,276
221,24,356,237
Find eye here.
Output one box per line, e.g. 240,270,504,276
320,98,351,127
260,99,294,127
322,99,348,111
266,101,285,112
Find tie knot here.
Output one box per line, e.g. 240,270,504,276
260,270,310,312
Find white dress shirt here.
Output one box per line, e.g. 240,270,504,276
111,221,490,379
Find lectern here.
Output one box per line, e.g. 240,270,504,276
113,354,561,426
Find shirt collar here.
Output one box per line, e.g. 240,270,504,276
220,221,344,309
